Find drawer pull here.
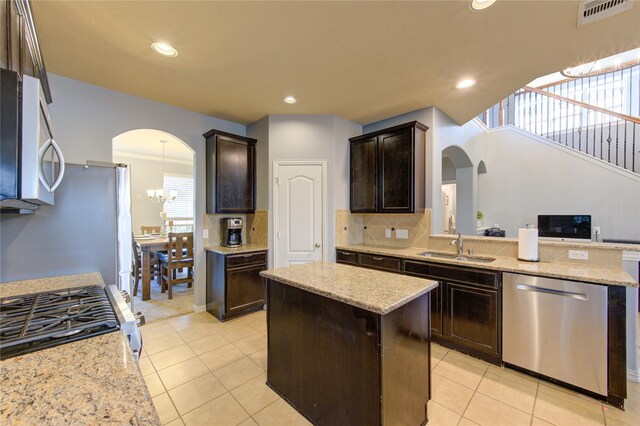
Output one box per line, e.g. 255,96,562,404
372,257,383,261
243,254,254,258
338,251,353,256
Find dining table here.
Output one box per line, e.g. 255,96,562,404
134,235,170,301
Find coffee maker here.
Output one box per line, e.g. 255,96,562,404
220,217,243,247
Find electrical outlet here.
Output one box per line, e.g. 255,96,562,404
593,227,601,235
568,250,589,260
203,229,209,239
385,228,392,238
396,229,409,239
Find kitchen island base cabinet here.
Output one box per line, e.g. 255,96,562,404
266,279,431,426
206,250,267,321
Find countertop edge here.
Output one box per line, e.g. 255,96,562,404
336,245,637,287
0,272,106,298
204,244,268,255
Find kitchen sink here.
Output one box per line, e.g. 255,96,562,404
417,251,495,263
452,255,496,263
417,251,458,259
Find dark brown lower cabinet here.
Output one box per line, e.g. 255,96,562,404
444,281,500,362
404,260,502,364
358,253,401,272
430,282,444,338
337,250,502,364
206,250,267,321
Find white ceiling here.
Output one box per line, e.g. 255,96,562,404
33,1,640,125
112,129,193,163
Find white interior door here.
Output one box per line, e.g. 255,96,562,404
274,162,325,268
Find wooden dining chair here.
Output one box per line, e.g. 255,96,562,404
158,232,194,299
131,233,160,296
141,225,161,234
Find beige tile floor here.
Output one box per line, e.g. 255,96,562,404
141,311,639,426
133,277,194,323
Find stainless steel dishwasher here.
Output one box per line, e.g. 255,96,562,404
502,273,607,396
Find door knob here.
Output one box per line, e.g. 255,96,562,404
315,243,321,248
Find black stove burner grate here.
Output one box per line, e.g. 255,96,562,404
0,285,119,360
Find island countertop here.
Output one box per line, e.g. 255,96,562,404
0,273,160,425
336,244,638,287
260,261,438,315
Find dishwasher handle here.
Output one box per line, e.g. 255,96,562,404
516,283,588,301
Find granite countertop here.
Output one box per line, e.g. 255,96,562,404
336,244,637,287
260,261,438,315
1,333,159,425
429,234,640,252
205,244,268,255
0,272,105,298
0,273,160,425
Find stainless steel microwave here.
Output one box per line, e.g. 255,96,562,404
0,69,65,211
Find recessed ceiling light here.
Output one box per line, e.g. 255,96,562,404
283,96,297,104
470,0,497,11
151,42,178,57
456,79,476,89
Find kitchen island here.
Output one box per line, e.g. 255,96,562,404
260,261,438,426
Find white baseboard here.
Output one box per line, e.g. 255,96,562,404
193,304,206,313
628,368,640,383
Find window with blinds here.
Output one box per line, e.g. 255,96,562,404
163,173,194,219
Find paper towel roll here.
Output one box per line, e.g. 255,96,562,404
518,228,539,262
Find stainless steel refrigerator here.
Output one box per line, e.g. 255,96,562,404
0,162,132,291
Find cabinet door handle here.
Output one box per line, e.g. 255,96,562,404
372,257,383,261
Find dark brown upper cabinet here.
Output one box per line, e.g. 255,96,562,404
204,129,257,214
349,121,428,213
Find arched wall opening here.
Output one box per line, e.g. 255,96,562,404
441,145,475,235
113,129,196,318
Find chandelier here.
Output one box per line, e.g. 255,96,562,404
147,140,178,203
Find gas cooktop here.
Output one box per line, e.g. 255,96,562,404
0,285,119,360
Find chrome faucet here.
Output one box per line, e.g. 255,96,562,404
450,232,464,256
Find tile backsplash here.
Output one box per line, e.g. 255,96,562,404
204,210,268,247
246,210,268,246
336,209,432,249
203,214,244,246
336,210,364,246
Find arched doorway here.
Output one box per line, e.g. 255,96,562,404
441,145,474,235
113,129,196,322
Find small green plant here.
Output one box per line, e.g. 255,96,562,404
477,210,484,220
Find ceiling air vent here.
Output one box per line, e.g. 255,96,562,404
577,0,633,27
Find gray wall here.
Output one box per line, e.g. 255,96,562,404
44,74,246,308
478,126,640,240
1,164,117,284
264,115,361,265
442,157,456,182
112,154,193,235
247,117,270,211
